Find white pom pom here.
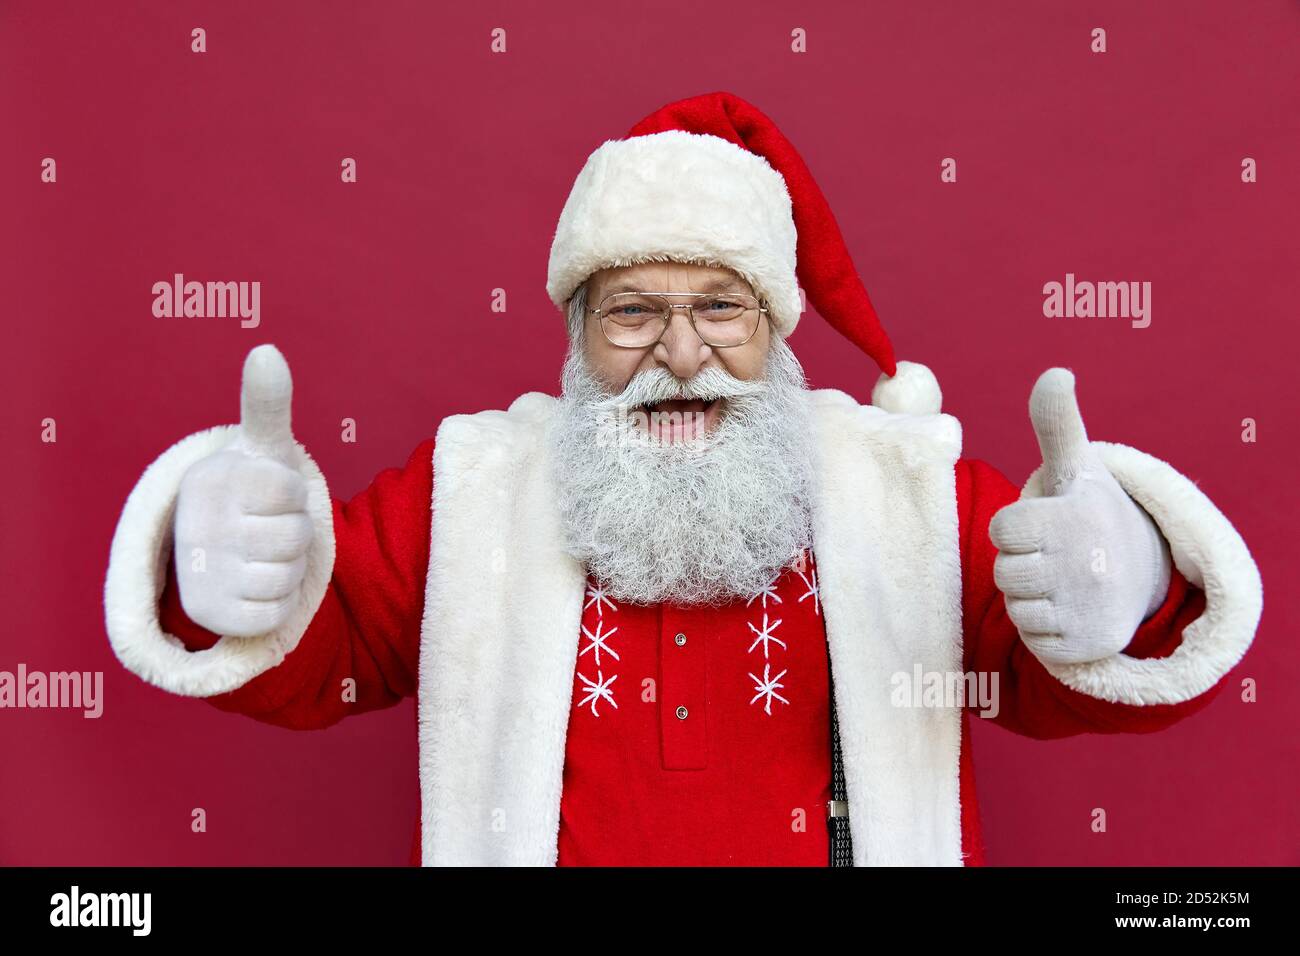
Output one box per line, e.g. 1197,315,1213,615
871,360,943,415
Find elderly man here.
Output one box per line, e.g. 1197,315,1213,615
103,92,1261,866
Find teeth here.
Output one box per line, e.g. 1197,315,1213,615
641,397,719,414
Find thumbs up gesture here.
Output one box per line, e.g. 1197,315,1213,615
173,345,315,638
988,369,1172,665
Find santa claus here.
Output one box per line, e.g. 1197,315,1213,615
103,92,1262,866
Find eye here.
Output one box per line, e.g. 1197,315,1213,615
696,296,747,320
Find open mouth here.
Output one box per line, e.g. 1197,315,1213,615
637,397,725,443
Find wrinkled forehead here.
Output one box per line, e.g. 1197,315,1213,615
588,261,754,301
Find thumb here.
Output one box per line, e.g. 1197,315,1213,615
238,344,295,462
1028,367,1094,494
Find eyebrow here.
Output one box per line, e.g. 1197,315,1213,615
602,276,746,296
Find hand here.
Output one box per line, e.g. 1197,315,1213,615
988,369,1171,665
173,345,314,637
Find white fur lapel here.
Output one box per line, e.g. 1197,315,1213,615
417,389,964,866
806,389,965,865
418,393,586,865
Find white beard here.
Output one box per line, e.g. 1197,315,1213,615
549,336,817,606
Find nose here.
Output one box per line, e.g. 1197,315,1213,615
652,305,713,379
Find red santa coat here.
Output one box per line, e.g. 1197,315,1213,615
103,387,1262,865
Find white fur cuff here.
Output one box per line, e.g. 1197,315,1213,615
1021,442,1262,706
102,426,336,698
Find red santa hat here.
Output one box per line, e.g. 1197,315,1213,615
546,90,941,414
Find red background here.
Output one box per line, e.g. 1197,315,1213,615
2,0,1296,865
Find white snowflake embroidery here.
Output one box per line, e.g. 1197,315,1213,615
577,670,618,716
746,576,783,608
579,620,620,666
584,583,618,618
746,612,786,659
796,566,820,616
748,663,790,715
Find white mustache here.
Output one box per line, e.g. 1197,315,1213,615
591,366,767,414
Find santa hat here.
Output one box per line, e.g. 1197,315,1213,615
545,90,941,414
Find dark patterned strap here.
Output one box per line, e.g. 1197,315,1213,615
828,670,854,867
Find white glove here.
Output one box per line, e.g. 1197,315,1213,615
989,369,1172,665
173,345,315,638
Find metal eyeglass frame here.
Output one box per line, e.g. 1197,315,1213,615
588,291,770,349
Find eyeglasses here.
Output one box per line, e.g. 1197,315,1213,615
589,291,768,349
